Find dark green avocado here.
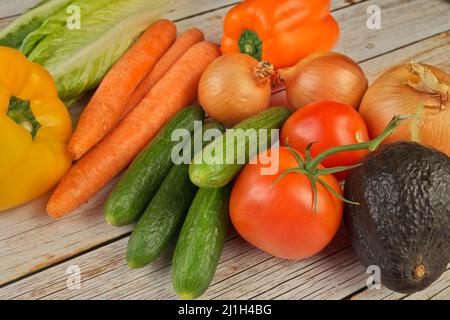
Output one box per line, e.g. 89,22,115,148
344,141,450,293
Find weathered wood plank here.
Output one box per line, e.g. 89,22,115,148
4,228,448,300
206,229,355,300
0,0,449,295
0,0,39,18
362,31,450,82
176,0,450,62
0,230,345,300
0,1,233,29
0,0,365,27
0,234,237,300
429,286,450,300
0,0,238,20
351,267,450,300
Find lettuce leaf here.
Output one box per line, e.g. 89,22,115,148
28,0,173,103
0,0,73,49
20,0,115,55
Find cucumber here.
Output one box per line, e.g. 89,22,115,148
172,185,231,300
189,106,291,188
126,121,224,268
104,106,205,226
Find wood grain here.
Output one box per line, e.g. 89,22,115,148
352,267,450,300
0,0,238,20
0,0,449,300
0,0,39,18
175,0,450,61
362,31,450,82
0,0,365,22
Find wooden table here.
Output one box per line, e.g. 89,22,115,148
0,0,449,300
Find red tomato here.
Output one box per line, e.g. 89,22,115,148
230,147,343,260
280,101,369,180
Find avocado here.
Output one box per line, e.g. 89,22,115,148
344,141,450,293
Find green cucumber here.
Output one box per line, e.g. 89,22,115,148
126,121,225,268
172,185,231,300
104,106,205,226
189,106,291,188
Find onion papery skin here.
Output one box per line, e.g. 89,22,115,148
359,64,450,156
278,52,368,110
198,53,272,127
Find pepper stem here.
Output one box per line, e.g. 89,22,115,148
238,29,263,61
7,96,41,139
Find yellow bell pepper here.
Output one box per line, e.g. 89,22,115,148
0,46,72,211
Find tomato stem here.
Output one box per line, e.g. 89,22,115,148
308,174,319,213
305,115,416,171
286,143,305,166
315,163,362,176
317,177,359,205
272,167,305,186
275,115,415,212
277,146,359,212
305,142,315,163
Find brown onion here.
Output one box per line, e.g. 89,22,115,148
198,53,274,126
277,52,368,109
359,62,450,155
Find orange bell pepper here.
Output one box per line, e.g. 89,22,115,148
221,0,339,69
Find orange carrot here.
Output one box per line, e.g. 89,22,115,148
124,28,204,115
68,19,177,160
47,41,221,218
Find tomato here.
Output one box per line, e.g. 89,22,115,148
230,147,343,260
280,101,370,180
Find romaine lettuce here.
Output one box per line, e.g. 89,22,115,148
21,0,114,55
28,0,173,103
0,0,73,49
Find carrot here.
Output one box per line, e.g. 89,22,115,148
124,28,204,114
68,19,177,160
47,41,221,218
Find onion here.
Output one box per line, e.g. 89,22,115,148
359,62,450,155
198,53,273,126
277,52,368,109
